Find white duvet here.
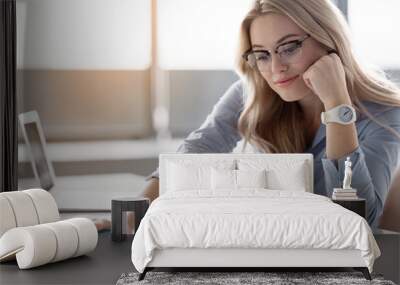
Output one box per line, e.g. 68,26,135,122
131,190,380,273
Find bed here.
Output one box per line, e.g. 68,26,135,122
131,153,380,281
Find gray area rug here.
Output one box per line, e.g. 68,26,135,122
116,271,395,285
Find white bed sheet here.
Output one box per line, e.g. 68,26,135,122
131,190,380,273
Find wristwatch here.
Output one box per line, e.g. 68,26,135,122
321,104,356,125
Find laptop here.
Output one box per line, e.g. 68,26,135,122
18,111,146,211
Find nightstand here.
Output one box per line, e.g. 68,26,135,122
332,198,366,218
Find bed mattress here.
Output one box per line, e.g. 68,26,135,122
131,190,380,273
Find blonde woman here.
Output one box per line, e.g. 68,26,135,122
143,0,400,228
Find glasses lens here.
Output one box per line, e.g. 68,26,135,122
245,52,257,69
277,41,303,64
247,51,270,71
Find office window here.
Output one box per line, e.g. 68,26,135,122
17,0,151,70
157,0,253,70
348,0,400,69
16,0,153,141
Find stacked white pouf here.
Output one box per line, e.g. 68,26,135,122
0,189,98,269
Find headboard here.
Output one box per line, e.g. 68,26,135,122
159,153,314,195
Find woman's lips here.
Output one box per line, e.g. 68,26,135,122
275,75,299,87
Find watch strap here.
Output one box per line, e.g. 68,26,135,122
321,104,356,125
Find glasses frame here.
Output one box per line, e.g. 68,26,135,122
242,34,311,70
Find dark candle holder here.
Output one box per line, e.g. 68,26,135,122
111,197,149,242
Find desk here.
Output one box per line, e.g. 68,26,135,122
0,231,133,285
18,139,183,163
18,173,146,211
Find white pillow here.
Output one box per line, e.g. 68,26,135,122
236,169,267,189
167,162,210,191
211,168,268,190
166,160,235,192
237,159,308,191
267,166,307,191
211,168,236,190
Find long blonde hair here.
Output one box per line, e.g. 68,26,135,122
235,0,400,153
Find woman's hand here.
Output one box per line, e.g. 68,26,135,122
302,52,351,109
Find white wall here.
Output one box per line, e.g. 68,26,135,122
16,0,151,70
157,0,253,70
348,0,400,69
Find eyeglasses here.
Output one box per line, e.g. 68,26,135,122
243,34,311,72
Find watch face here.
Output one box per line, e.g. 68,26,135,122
339,106,354,122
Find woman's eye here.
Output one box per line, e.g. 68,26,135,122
280,43,300,55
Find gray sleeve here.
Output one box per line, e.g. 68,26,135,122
321,107,400,228
146,79,245,180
